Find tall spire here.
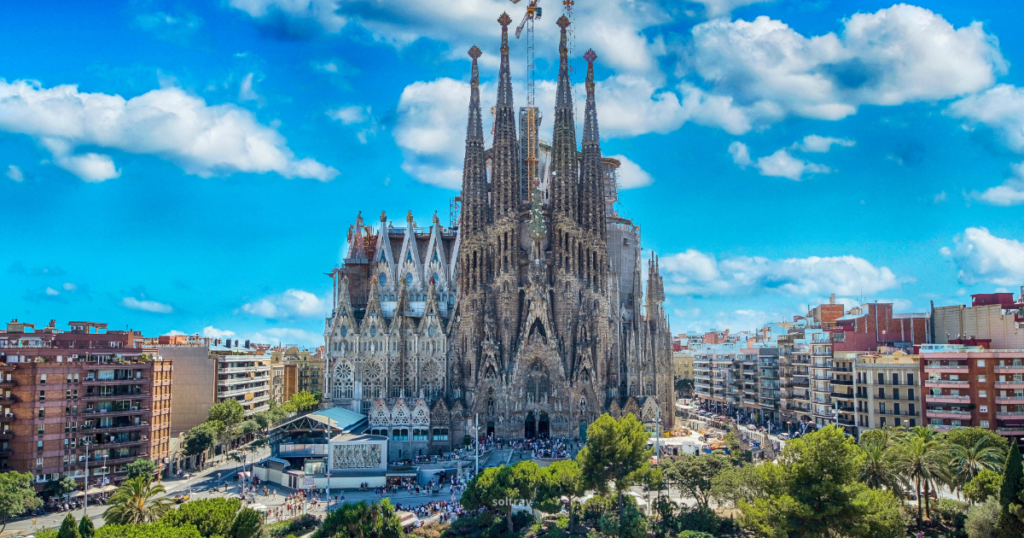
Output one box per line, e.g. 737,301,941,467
579,48,606,239
549,15,579,228
492,13,521,221
497,12,513,106
460,45,488,234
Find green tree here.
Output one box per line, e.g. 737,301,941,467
996,440,1024,538
951,439,1005,497
893,433,948,525
312,499,402,538
664,453,731,509
239,419,261,437
253,412,272,431
966,496,1001,538
858,439,903,494
125,459,158,481
858,425,906,450
208,400,246,428
287,391,320,413
739,425,905,538
678,532,715,538
228,508,264,538
461,461,541,533
160,498,242,537
965,470,1004,505
0,470,42,535
709,463,765,508
577,413,653,523
96,523,205,538
536,460,583,530
103,476,174,525
78,515,95,538
46,477,79,499
945,427,1009,454
57,513,81,538
184,422,218,457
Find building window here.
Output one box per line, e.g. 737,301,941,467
978,360,985,367
909,419,916,427
892,373,900,385
393,429,409,441
980,405,988,413
907,373,914,386
980,420,989,428
877,373,884,385
908,388,915,400
38,408,45,419
36,458,43,469
413,429,428,441
979,375,987,383
38,424,45,435
40,374,47,385
39,391,46,402
432,428,449,441
979,390,987,398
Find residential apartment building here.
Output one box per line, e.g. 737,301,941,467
157,341,215,437
272,346,324,400
920,344,1024,441
779,336,812,431
673,351,694,381
0,320,171,489
932,292,1024,348
211,342,271,418
758,348,780,425
852,350,921,434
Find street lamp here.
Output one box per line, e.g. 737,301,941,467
82,439,91,518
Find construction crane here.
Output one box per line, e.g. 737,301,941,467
511,0,542,195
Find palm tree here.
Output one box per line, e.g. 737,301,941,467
894,435,949,525
102,475,173,525
948,438,1004,498
860,439,904,495
859,424,906,450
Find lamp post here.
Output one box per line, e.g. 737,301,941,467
82,439,91,517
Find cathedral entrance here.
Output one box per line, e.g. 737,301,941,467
525,412,536,439
486,421,495,437
538,412,550,439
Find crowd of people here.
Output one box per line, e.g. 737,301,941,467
395,499,466,525
509,437,577,459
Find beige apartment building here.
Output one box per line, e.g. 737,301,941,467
158,342,216,437
673,351,694,381
272,346,324,401
853,350,921,434
212,343,271,418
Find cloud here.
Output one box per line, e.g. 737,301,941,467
328,105,379,144
755,149,830,181
7,262,66,276
729,141,751,166
0,79,337,181
240,289,329,319
608,155,653,189
133,10,203,43
229,0,347,33
250,327,322,347
934,191,948,204
238,72,260,102
947,227,1024,286
164,330,187,336
229,0,668,75
689,0,774,19
947,84,1024,153
683,5,1006,132
202,326,236,339
729,142,830,181
792,135,855,153
62,282,76,291
122,296,173,313
6,165,23,182
45,287,59,296
660,249,900,297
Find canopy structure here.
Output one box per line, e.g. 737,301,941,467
100,485,118,493
71,491,86,498
86,487,104,495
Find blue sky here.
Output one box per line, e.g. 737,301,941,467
2,0,1024,346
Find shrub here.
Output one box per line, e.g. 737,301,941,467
933,498,969,528
266,514,320,538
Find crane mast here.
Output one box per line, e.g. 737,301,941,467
512,0,542,197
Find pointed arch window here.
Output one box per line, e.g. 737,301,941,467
379,274,387,286
340,326,348,337
407,252,413,262
370,326,377,337
406,274,413,286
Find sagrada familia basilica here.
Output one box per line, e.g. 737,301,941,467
324,14,673,459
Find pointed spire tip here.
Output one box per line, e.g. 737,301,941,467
498,12,512,28
557,15,570,29
584,49,597,64
468,45,481,59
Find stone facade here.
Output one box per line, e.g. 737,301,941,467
323,15,673,458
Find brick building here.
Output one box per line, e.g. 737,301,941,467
0,320,171,489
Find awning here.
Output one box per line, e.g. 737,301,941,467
71,491,86,498
100,485,118,493
86,487,104,495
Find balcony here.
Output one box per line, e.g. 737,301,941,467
83,376,144,385
82,390,145,401
995,366,1024,374
0,379,16,388
925,395,971,404
995,412,1024,419
83,407,148,418
995,382,1024,389
0,431,12,441
925,380,970,388
995,397,1024,405
831,391,855,399
831,379,853,386
926,409,972,420
81,422,148,434
924,365,969,373
997,427,1024,435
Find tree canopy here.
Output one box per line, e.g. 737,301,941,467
0,470,42,534
160,498,242,538
208,400,246,428
125,459,158,481
286,390,320,413
313,499,402,538
462,461,541,533
184,422,218,457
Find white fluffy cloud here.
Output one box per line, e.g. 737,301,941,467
240,289,329,319
793,135,855,153
684,5,1006,131
202,326,236,339
947,86,1024,206
688,0,774,19
729,141,831,181
6,165,23,182
328,105,369,125
122,297,174,314
609,154,653,189
945,227,1024,286
660,249,900,297
229,0,347,33
0,79,337,181
250,327,322,347
230,0,668,74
